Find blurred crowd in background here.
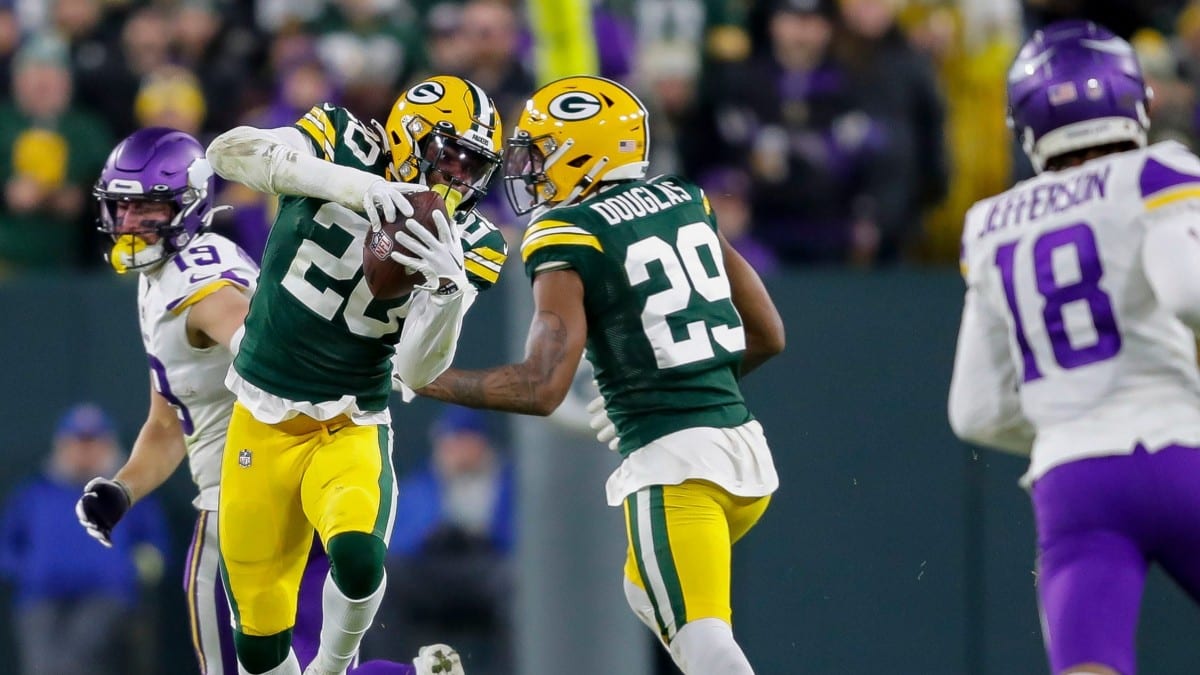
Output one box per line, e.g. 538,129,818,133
0,0,1194,277
2,2,1200,673
1,401,515,675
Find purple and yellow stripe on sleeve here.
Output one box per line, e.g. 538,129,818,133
166,271,252,315
1141,157,1200,211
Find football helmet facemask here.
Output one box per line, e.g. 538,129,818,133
382,75,503,216
503,75,648,215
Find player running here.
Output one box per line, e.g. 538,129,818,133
204,75,505,675
74,127,484,675
74,127,469,674
413,75,784,675
949,20,1200,675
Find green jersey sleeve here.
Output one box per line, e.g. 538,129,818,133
292,103,389,174
459,211,508,291
520,211,605,280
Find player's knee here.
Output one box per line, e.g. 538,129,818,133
623,577,659,635
669,618,753,675
326,531,385,598
234,628,293,673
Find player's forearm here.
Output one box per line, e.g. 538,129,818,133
418,310,576,415
722,235,785,376
418,364,554,414
947,292,1034,456
1142,212,1200,333
948,378,1034,454
741,338,781,377
207,126,378,209
114,422,188,503
393,285,477,389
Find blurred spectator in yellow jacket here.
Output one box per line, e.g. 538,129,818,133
0,36,112,273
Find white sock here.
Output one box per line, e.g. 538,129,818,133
306,572,387,675
669,618,754,675
240,650,301,675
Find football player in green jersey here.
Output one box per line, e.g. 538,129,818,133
416,75,785,675
204,75,507,675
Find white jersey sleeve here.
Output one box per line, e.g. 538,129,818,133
137,232,258,510
953,141,1200,484
948,284,1035,456
1141,194,1200,333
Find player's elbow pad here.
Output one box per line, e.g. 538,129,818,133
1160,292,1200,334
947,394,997,445
393,360,448,391
206,127,277,191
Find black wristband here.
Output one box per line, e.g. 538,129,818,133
112,479,134,506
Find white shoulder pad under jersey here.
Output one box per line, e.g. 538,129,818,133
960,141,1200,480
137,232,258,510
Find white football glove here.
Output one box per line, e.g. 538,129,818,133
587,395,619,452
413,643,464,675
391,208,468,294
362,179,427,231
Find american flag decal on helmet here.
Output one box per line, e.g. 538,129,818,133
619,139,637,152
1048,82,1078,106
368,228,393,261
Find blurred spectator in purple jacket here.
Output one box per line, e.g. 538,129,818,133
699,168,778,276
689,0,893,266
210,52,338,263
833,0,948,262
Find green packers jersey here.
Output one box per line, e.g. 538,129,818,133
521,176,751,455
234,103,507,413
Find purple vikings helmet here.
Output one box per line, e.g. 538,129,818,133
1007,20,1152,173
94,127,214,273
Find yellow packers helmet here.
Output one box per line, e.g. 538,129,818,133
383,75,503,215
503,75,649,215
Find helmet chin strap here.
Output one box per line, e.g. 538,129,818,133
559,156,610,207
202,204,232,229
370,118,404,182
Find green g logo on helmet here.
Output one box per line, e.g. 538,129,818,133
548,92,602,121
406,81,446,105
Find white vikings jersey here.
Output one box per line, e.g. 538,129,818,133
138,232,258,510
952,141,1200,483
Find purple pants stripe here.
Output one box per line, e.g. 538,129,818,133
1032,444,1200,675
184,511,238,674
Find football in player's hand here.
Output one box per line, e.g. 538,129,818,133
363,189,447,299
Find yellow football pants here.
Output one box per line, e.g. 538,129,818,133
623,479,771,643
218,402,395,637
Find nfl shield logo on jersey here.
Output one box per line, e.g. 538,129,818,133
238,449,252,468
